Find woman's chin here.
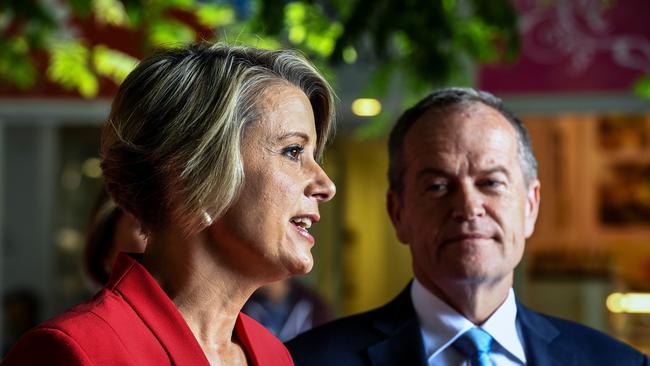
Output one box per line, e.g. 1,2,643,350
285,252,314,276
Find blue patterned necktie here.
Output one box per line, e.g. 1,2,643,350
453,327,494,366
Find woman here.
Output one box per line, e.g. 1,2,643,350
3,43,336,365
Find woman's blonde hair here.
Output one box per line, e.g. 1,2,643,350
101,43,335,236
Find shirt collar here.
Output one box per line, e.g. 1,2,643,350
481,287,526,363
410,278,526,363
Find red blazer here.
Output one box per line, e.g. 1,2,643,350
3,254,294,366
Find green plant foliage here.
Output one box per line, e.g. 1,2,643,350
47,41,98,98
633,75,650,99
1,0,520,111
92,0,130,27
93,45,138,84
0,36,37,89
245,0,520,136
283,2,343,57
197,3,236,28
150,19,196,48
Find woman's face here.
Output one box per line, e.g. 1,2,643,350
209,84,335,280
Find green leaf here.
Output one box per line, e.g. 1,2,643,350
285,2,307,24
633,75,650,99
149,19,196,47
93,45,138,84
159,0,193,10
221,31,282,50
47,41,99,98
196,3,235,28
288,24,307,44
0,37,37,89
92,0,130,27
342,46,357,64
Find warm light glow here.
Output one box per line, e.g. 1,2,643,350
351,98,381,117
82,157,102,178
606,292,650,314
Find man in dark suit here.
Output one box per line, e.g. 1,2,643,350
287,88,649,365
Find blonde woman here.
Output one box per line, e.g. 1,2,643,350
4,43,336,366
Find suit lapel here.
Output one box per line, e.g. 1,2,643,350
366,284,427,366
517,302,576,366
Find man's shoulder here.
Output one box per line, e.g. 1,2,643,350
519,305,648,364
286,286,420,366
287,305,386,347
285,307,389,366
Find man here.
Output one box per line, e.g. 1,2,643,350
287,88,649,366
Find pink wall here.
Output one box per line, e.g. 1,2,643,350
480,0,650,94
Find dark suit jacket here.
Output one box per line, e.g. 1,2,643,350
287,283,648,366
4,254,294,366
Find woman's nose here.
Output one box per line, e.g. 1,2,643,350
306,162,336,203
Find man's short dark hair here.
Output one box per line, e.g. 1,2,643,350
388,87,538,193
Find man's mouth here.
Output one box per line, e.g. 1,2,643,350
443,233,494,244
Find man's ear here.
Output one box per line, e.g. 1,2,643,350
387,190,409,244
524,179,541,238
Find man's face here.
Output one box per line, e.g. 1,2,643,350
388,103,540,291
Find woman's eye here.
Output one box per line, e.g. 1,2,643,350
283,145,304,160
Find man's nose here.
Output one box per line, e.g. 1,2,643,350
451,183,486,221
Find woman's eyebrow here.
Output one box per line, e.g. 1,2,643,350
277,131,310,142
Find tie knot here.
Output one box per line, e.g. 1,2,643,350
453,327,494,365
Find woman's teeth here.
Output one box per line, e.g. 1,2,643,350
291,217,312,229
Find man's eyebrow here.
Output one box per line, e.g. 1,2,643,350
415,167,452,180
415,166,513,180
481,166,512,179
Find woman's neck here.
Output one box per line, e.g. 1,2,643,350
141,229,258,363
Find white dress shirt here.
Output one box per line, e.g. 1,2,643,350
410,278,527,366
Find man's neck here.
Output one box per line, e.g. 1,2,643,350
415,273,513,325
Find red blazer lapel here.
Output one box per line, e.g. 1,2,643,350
109,254,210,366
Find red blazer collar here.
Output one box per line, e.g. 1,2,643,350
108,253,210,365
107,253,293,366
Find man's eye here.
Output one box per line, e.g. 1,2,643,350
426,183,448,193
479,179,504,189
283,145,304,160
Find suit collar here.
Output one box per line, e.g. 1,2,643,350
516,302,576,366
367,282,428,366
364,281,579,366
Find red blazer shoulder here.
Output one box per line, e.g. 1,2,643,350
3,289,171,365
3,254,294,366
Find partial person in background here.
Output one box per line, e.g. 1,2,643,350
1,289,40,357
84,187,147,285
243,279,332,341
287,87,649,366
4,42,336,366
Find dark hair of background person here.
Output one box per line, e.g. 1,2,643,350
388,87,538,194
2,289,40,357
84,186,146,286
84,187,122,285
